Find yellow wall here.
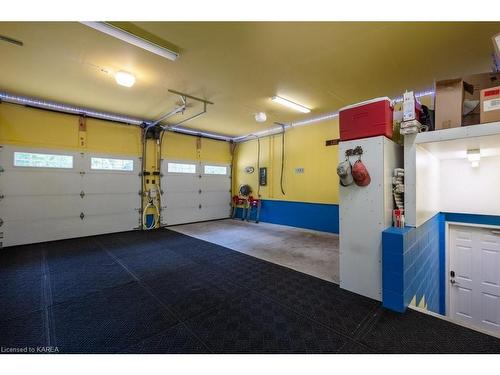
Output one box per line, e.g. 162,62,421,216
233,119,340,204
0,103,231,163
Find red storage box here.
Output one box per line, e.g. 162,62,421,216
339,97,393,141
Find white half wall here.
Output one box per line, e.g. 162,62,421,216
440,155,500,216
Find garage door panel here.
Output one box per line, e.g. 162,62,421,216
83,175,140,194
1,195,82,221
161,160,230,226
81,212,139,234
163,208,202,226
2,217,84,247
0,147,141,247
0,171,82,195
200,176,231,191
83,194,139,214
203,191,231,205
164,177,199,192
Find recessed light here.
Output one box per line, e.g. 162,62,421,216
115,71,136,87
271,96,311,113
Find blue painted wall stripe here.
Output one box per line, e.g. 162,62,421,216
235,199,339,234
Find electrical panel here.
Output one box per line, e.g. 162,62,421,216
259,167,267,186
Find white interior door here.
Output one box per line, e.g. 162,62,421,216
449,225,500,336
161,160,230,226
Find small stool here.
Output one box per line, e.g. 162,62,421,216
231,195,248,220
246,196,261,223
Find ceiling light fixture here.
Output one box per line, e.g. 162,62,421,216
271,96,311,113
467,149,481,168
80,22,179,61
254,112,267,123
115,71,136,87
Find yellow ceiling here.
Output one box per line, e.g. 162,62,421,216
0,22,499,137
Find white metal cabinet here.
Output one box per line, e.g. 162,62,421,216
339,136,402,301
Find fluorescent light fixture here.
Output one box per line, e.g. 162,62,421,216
271,96,311,113
80,22,178,61
115,71,136,87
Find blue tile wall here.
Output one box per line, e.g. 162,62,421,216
235,199,339,234
383,212,500,315
382,213,444,314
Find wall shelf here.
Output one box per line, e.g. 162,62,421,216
415,121,500,145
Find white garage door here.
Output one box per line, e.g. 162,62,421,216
0,145,140,247
161,160,231,226
449,225,500,336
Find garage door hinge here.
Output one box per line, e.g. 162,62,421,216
80,212,85,220
79,171,85,175
0,218,3,227
0,166,4,173
198,189,202,194
0,193,4,201
80,191,85,199
199,204,202,209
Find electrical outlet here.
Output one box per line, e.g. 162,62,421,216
295,167,305,174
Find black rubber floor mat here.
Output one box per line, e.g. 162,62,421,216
117,247,198,281
49,263,135,305
359,308,500,353
0,311,46,351
0,244,42,283
120,323,208,353
184,291,349,353
255,269,379,337
0,272,42,322
143,263,247,321
46,238,115,274
51,281,179,353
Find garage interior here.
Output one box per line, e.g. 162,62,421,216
1,21,500,355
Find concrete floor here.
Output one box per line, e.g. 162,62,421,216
169,219,339,283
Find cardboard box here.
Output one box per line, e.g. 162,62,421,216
434,72,500,130
434,79,472,130
493,32,500,60
480,86,500,124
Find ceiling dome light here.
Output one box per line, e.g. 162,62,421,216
115,71,136,87
255,112,267,123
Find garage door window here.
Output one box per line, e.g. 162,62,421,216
167,162,196,173
204,165,227,175
91,157,134,171
13,152,73,169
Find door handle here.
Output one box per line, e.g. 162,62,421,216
450,279,461,287
491,230,500,235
